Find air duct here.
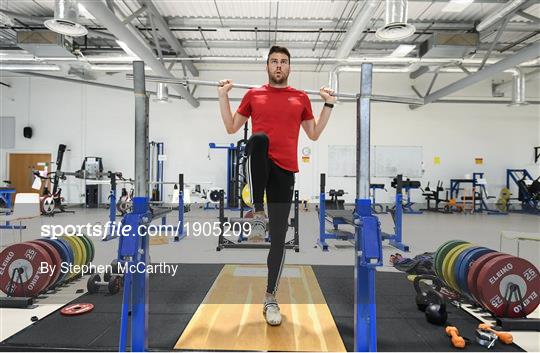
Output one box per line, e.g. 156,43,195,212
476,0,527,32
376,0,415,40
44,0,88,37
154,83,169,103
510,68,527,106
335,1,381,59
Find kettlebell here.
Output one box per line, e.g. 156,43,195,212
413,275,447,325
423,289,447,325
414,274,440,311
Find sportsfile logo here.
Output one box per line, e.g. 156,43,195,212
40,221,251,239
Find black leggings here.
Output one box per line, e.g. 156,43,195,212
246,133,294,295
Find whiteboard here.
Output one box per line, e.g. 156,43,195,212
373,145,423,178
327,145,423,178
328,145,355,177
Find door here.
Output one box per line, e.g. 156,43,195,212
8,153,52,196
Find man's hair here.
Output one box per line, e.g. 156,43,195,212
267,46,291,63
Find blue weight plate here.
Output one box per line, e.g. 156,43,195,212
56,238,74,277
456,247,495,295
452,246,481,290
39,238,70,286
453,246,482,292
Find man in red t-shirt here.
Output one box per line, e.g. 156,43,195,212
218,46,336,326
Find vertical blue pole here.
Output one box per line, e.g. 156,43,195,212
355,63,378,352
226,146,232,208
118,269,131,351
319,173,327,250
395,192,402,244
132,230,149,352
109,188,116,223
355,260,377,352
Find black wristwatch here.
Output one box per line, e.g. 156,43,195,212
324,102,334,109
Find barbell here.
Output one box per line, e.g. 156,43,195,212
125,74,423,105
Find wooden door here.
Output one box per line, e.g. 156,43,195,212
8,153,52,195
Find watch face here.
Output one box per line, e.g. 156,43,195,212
302,147,311,156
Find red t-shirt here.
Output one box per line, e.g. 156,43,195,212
237,84,314,172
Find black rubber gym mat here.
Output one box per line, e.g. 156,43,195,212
0,264,527,352
312,266,525,352
0,264,223,351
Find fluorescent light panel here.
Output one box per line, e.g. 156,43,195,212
389,44,416,58
442,0,474,13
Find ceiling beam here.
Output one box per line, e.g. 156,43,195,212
423,42,540,104
137,0,199,76
77,0,199,107
162,17,539,32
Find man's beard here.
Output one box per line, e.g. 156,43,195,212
269,71,288,85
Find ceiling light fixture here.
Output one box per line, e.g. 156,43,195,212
44,0,88,37
376,0,416,41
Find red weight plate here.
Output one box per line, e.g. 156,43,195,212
30,240,62,289
0,242,53,297
467,252,504,304
60,303,94,316
474,254,513,308
476,255,540,318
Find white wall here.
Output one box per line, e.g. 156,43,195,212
1,69,539,204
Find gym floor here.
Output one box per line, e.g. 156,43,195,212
0,205,539,351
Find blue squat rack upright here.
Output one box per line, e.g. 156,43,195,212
119,61,398,352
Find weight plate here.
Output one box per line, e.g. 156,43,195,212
39,238,70,285
71,235,87,268
453,245,482,292
71,236,86,268
0,242,53,297
76,235,91,265
60,303,94,316
467,252,504,304
56,238,74,270
62,236,83,279
441,242,471,285
241,184,266,208
455,247,494,295
435,240,468,278
476,255,540,318
40,196,55,214
445,243,474,290
30,240,62,290
433,241,454,277
81,233,95,263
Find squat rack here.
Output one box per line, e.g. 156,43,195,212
121,62,391,351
